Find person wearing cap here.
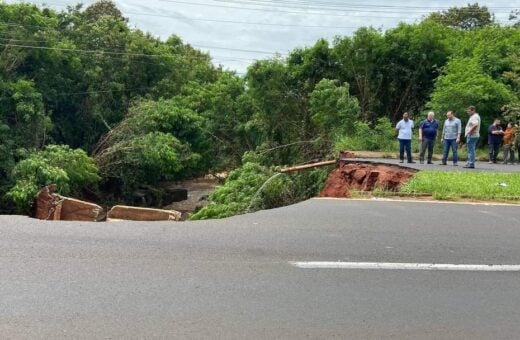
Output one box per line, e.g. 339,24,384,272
440,111,461,166
464,105,481,169
395,112,416,164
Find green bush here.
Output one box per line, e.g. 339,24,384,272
190,162,330,220
334,117,398,152
191,162,273,220
94,99,207,196
257,168,330,210
6,145,100,212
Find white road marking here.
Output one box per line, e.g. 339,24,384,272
290,262,520,272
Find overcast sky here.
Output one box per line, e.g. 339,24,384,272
7,0,517,73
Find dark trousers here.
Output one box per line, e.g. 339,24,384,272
399,139,412,162
488,143,500,163
442,139,458,164
420,138,435,162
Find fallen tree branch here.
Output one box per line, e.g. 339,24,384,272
280,160,337,173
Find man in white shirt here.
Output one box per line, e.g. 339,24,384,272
464,105,481,169
395,112,416,164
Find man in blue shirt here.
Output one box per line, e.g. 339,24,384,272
395,112,415,164
418,111,439,164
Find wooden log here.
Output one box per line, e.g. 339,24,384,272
107,205,182,221
280,160,337,173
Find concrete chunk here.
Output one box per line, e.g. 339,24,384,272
34,185,105,222
107,205,181,221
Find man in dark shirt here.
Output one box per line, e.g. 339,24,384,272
419,111,439,164
488,119,504,164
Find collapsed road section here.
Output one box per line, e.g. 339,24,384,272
319,160,417,198
281,152,417,199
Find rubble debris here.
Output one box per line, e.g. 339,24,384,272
34,185,105,221
107,205,182,221
320,162,416,198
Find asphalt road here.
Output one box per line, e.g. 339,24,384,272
351,158,520,172
1,199,520,339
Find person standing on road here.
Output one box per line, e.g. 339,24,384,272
503,122,515,164
418,111,439,164
464,106,481,169
440,111,461,166
396,112,415,164
487,118,504,164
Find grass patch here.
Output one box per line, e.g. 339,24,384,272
400,171,520,202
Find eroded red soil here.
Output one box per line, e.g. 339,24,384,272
320,162,416,198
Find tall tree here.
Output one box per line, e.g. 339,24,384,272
427,3,494,30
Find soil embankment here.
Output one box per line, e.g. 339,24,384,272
320,161,416,198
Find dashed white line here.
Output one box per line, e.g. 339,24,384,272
290,262,520,272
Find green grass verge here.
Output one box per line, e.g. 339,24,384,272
399,171,520,202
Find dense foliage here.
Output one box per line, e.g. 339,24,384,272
0,1,519,215
6,145,99,211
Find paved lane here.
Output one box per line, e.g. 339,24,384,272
351,157,520,172
1,199,519,339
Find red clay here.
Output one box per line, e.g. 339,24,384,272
320,162,416,198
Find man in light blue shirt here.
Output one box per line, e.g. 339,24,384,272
440,111,461,166
395,112,415,163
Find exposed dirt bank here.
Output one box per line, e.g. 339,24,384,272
320,161,416,198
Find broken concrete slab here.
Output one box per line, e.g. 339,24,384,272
107,205,182,221
35,185,62,220
34,185,105,222
59,197,105,222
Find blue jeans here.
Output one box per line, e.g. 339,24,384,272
398,139,412,162
466,136,479,166
442,139,458,164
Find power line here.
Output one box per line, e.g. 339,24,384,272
157,0,516,20
122,9,364,29
191,43,279,55
8,0,516,26
0,42,178,57
216,0,519,12
0,34,276,58
3,0,515,69
0,40,262,62
157,0,423,18
22,0,372,29
6,2,513,40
